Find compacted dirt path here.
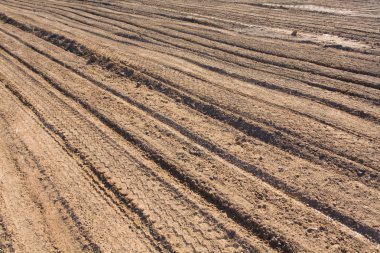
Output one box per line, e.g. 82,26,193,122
0,0,379,252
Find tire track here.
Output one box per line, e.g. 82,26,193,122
1,12,377,181
0,42,293,253
0,217,14,253
59,6,380,105
0,82,167,253
0,1,379,251
63,4,380,89
138,0,380,45
2,23,379,247
0,116,102,253
74,0,380,42
5,1,377,140
1,30,379,248
67,0,380,79
0,64,175,253
0,48,274,252
19,2,380,123
5,0,380,120
8,0,379,87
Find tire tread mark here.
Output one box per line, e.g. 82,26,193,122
0,71,174,253
0,43,294,253
0,12,377,181
1,24,378,244
63,4,380,86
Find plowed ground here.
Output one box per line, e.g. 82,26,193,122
0,0,379,252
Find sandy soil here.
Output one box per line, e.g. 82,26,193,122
0,0,379,252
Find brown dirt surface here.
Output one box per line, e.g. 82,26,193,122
0,0,379,252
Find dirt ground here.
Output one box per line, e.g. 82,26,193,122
0,0,379,252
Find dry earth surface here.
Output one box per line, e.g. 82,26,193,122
0,0,379,252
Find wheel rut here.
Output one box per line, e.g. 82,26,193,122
0,1,379,252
